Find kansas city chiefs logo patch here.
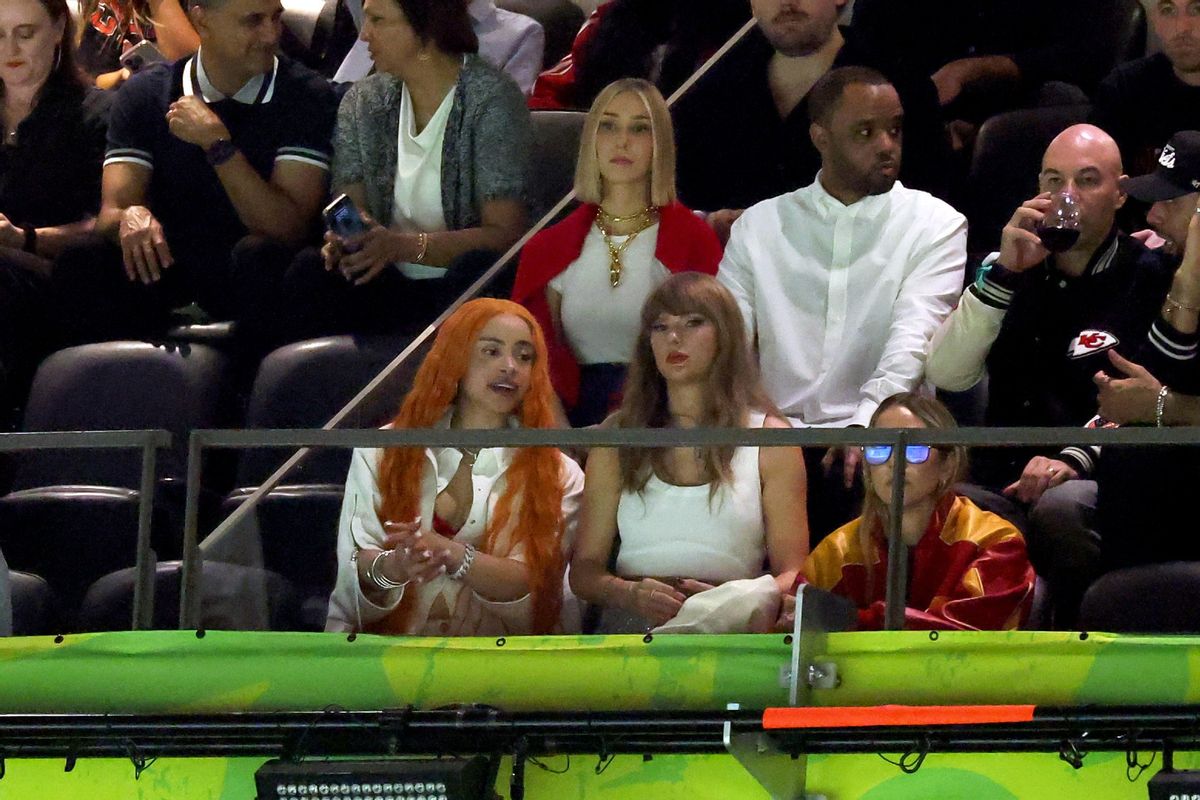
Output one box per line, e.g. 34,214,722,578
1067,329,1118,358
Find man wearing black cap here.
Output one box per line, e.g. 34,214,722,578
925,123,1178,626
1086,131,1200,572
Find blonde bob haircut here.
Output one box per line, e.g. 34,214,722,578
573,78,677,207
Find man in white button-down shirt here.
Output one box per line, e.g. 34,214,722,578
718,65,966,538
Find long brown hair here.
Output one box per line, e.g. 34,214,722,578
857,392,967,596
617,272,776,496
375,299,567,633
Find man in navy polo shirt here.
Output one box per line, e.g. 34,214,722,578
53,0,336,346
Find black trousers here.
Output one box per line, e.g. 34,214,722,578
51,234,297,354
0,247,53,428
279,247,503,341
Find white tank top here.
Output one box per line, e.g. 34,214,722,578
615,412,767,583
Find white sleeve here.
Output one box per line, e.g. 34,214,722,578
853,210,968,426
717,214,757,342
926,286,1008,392
324,448,406,633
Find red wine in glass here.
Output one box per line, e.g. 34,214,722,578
1036,225,1081,252
1036,192,1082,253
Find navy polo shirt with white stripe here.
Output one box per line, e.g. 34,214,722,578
105,51,337,269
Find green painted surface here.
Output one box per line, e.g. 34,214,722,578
1,630,1199,797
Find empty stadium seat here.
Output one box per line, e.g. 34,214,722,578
1079,563,1200,633
0,342,235,625
238,334,427,486
530,110,586,220
965,104,1092,255
9,570,59,636
77,560,301,632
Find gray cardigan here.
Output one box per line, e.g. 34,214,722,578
332,55,532,231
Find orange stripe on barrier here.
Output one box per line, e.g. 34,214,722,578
763,705,1037,729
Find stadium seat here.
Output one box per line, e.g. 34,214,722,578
9,570,59,636
1078,562,1200,633
220,485,344,630
0,342,235,624
530,110,586,220
237,333,427,486
214,334,429,630
497,0,586,68
965,104,1092,255
77,560,302,632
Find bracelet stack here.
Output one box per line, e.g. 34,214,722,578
1156,385,1170,428
449,543,476,581
366,549,409,590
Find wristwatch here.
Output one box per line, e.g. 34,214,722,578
205,138,238,167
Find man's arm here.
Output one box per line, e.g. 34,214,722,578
98,161,174,284
502,21,545,95
167,95,327,247
852,210,967,426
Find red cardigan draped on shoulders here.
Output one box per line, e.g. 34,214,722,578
511,201,723,409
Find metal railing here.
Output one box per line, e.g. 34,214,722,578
0,430,171,630
181,424,1200,631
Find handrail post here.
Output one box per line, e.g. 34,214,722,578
883,430,909,631
131,439,160,630
179,432,205,629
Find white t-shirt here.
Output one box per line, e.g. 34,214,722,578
615,412,768,583
548,223,667,364
392,82,453,280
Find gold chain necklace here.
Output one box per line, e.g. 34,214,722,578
595,206,658,288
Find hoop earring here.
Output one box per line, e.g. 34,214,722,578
53,45,62,71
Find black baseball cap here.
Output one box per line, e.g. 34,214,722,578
1121,130,1200,202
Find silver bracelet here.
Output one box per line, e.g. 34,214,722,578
366,549,409,590
1156,385,1170,428
449,543,476,581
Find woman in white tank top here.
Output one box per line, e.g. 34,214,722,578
569,273,811,632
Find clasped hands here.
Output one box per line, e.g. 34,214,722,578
371,519,467,587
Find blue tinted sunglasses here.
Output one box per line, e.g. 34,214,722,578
862,444,933,466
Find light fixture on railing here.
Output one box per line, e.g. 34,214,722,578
255,757,496,800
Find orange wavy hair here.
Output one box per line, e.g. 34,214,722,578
374,299,567,634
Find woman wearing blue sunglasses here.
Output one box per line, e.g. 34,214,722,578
802,392,1035,630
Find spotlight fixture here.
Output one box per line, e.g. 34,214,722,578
255,757,495,800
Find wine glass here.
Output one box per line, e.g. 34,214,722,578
1036,192,1082,253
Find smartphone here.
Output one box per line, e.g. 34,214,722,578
120,40,165,72
322,193,369,239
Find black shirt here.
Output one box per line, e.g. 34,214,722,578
851,0,1122,98
104,55,337,275
671,26,950,212
0,77,110,229
1092,53,1200,178
972,232,1177,488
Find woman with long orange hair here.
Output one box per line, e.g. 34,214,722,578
325,298,585,635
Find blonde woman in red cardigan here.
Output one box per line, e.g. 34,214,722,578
512,78,721,427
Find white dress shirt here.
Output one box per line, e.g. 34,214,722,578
333,0,545,94
718,177,967,427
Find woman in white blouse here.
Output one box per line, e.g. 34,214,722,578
286,0,533,339
512,78,722,427
569,273,809,633
326,298,584,635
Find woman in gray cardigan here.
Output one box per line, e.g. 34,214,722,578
284,0,532,337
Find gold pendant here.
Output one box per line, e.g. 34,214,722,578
609,256,622,287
